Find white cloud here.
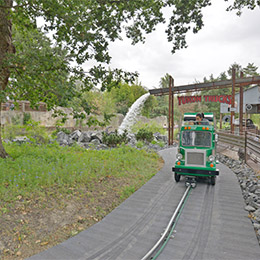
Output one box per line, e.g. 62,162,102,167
104,0,260,89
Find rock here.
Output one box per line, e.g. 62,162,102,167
3,139,11,144
240,182,247,189
78,142,91,149
91,139,101,145
249,183,257,193
90,132,102,143
78,132,91,143
69,130,81,141
68,138,74,146
253,223,260,229
234,168,242,175
253,209,260,218
96,144,109,150
12,136,31,144
56,131,69,144
245,205,256,212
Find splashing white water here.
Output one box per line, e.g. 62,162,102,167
118,93,150,134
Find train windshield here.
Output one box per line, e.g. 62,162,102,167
182,131,211,147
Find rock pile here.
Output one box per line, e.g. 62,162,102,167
4,130,170,152
55,130,169,151
217,153,260,244
56,130,108,150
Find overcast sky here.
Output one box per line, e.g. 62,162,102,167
100,0,260,90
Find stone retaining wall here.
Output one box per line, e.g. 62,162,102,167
0,109,167,131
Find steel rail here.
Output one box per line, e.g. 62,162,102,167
141,185,192,260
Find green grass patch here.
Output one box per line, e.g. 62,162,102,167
0,143,161,206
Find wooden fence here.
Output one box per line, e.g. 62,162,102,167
246,132,260,164
217,130,260,164
1,101,47,112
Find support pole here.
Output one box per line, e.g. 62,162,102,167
220,113,223,129
171,77,174,145
231,68,236,134
239,72,244,135
168,77,172,145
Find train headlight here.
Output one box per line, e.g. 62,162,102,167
176,153,183,160
209,155,215,162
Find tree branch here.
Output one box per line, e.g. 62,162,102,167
0,4,28,9
96,0,130,4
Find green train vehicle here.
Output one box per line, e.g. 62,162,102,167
172,113,219,186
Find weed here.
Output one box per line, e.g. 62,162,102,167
0,143,160,205
135,128,154,143
102,129,129,147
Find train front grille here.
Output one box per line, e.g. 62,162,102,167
186,151,205,167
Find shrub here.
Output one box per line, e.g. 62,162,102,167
102,130,129,147
136,141,144,148
135,128,154,143
132,121,166,135
23,113,32,125
2,119,50,144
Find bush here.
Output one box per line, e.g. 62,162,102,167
102,130,129,147
135,128,154,143
23,113,32,125
2,120,50,144
132,121,166,135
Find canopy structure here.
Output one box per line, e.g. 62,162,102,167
149,72,260,145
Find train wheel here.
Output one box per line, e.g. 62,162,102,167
210,176,216,185
175,173,181,182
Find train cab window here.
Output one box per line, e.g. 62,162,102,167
182,131,211,147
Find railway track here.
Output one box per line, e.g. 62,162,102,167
141,184,193,260
28,148,260,260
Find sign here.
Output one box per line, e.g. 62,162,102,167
177,95,232,106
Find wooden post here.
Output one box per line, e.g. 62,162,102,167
168,77,172,145
231,68,236,134
220,113,223,129
171,77,174,145
245,131,247,164
239,72,244,135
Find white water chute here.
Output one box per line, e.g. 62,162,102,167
118,93,150,134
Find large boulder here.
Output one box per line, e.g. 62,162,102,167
78,132,91,143
69,130,81,141
57,131,70,146
90,132,102,143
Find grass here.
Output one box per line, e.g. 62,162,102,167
0,134,164,259
0,142,161,210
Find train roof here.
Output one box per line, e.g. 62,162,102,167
183,112,214,122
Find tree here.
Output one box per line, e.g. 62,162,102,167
159,73,171,89
10,25,74,109
110,82,147,115
198,62,259,118
243,63,259,77
1,0,259,158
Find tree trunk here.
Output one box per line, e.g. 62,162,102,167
0,117,8,158
0,0,14,158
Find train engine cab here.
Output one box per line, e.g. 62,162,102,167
172,113,219,185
